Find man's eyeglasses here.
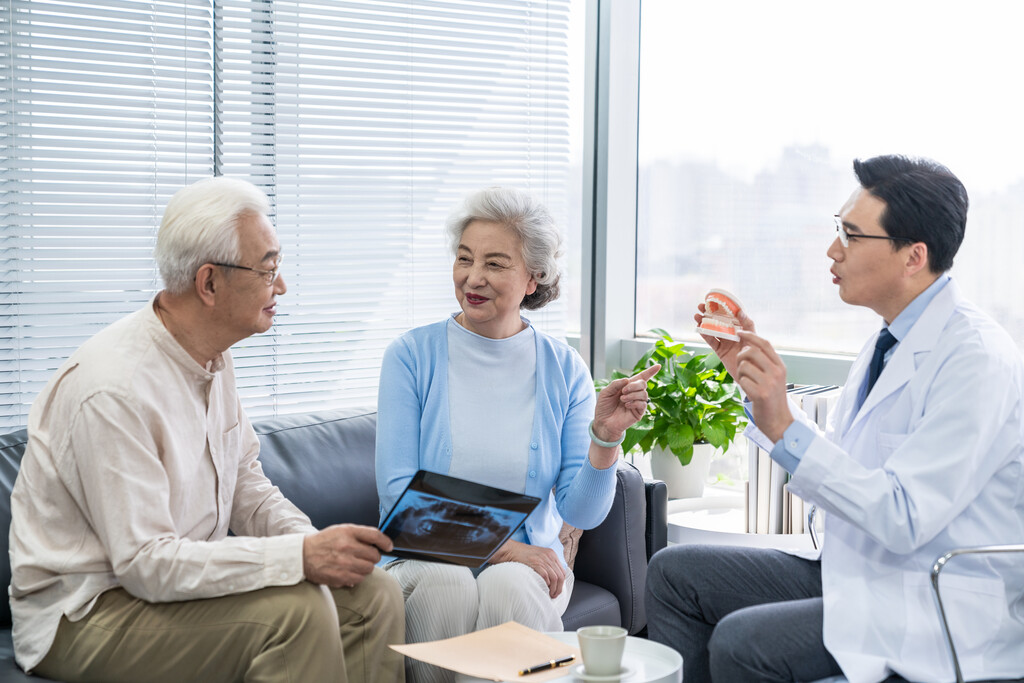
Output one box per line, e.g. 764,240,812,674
834,215,914,248
212,259,282,286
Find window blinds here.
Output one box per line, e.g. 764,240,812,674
2,0,577,429
1,0,215,429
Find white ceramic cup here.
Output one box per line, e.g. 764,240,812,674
576,625,627,676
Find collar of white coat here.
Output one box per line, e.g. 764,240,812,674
845,277,963,431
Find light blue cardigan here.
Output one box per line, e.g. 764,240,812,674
375,317,618,564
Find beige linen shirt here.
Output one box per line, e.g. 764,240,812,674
9,300,315,672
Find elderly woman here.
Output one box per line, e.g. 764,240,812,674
375,186,657,683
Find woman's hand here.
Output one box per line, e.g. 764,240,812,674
591,364,661,447
694,302,756,379
490,540,566,598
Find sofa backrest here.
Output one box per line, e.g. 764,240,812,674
252,409,380,529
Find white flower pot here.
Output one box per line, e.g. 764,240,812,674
649,442,716,499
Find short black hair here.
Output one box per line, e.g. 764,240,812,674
853,155,968,273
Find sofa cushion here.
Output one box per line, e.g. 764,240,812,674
0,631,41,682
561,581,621,632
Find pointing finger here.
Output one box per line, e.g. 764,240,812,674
631,364,661,383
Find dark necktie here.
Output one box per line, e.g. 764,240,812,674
865,328,897,396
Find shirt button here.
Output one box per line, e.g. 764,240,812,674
789,441,798,448
529,470,537,478
530,442,538,450
280,571,288,580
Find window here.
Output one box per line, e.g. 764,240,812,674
1,0,584,429
1,0,215,430
636,0,1024,354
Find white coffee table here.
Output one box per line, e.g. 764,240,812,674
456,632,682,683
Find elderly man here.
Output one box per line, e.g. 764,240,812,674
646,155,1024,682
10,177,405,682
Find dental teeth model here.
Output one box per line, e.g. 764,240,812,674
696,288,744,341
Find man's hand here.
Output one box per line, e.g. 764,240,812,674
694,303,757,378
303,524,393,588
734,330,793,442
490,540,566,598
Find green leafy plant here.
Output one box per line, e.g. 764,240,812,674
596,328,747,466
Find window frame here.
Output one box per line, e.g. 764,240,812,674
579,0,855,385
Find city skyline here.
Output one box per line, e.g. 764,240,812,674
635,145,1024,353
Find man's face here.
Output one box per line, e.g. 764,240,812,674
827,188,910,319
218,212,286,341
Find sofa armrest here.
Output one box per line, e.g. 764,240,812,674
572,460,648,634
644,478,668,560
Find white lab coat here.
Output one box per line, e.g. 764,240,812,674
748,280,1024,683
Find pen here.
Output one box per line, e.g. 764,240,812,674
518,655,576,675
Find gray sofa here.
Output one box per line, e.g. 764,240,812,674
0,408,667,682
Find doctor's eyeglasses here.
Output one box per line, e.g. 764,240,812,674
834,215,915,248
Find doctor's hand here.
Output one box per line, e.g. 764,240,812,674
735,330,792,442
491,539,566,599
694,303,757,379
303,524,393,589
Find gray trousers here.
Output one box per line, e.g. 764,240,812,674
645,544,841,683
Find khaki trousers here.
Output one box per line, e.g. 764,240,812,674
35,567,405,683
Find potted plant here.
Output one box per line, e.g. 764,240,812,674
596,328,747,498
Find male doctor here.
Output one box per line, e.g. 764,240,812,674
645,155,1024,683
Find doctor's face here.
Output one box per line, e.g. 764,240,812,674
827,188,911,320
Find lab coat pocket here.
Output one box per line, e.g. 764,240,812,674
874,430,908,467
900,571,1004,666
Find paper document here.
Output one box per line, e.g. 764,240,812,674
390,621,581,682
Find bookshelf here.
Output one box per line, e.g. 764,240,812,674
746,385,841,535
666,486,816,550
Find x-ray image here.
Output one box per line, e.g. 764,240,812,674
379,470,541,568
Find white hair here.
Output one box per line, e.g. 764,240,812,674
155,176,271,294
444,187,563,310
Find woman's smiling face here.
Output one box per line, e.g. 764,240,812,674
452,219,537,339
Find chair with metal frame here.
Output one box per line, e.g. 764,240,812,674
807,504,821,551
930,544,1024,683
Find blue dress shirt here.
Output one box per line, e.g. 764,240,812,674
768,274,951,474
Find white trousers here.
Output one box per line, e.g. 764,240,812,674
386,559,575,683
